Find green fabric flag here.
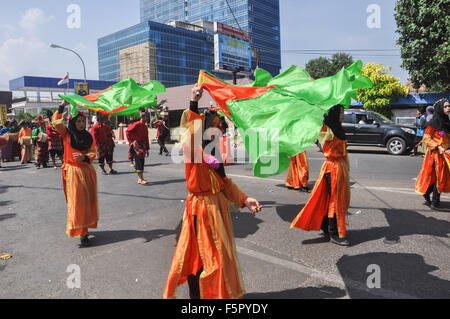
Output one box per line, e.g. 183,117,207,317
59,78,166,118
200,61,372,178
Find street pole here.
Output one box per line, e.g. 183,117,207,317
50,44,87,84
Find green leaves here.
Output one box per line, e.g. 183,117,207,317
356,63,410,118
395,0,450,91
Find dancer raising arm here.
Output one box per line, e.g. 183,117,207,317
164,84,262,299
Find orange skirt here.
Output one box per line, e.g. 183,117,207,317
164,192,244,299
415,150,450,194
285,152,309,189
63,165,99,238
291,159,350,238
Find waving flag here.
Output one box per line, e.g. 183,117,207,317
199,60,372,177
59,78,165,117
58,73,69,86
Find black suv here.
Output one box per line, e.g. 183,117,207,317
343,109,416,155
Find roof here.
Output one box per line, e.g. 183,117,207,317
9,76,116,93
351,92,450,108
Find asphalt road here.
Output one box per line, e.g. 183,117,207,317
0,144,449,299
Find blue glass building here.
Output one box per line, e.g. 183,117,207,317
98,20,215,87
139,0,281,76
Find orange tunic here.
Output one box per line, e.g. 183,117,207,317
285,152,309,189
415,126,450,194
52,113,99,238
291,124,350,238
18,128,33,163
164,111,248,299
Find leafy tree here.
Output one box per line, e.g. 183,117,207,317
305,57,333,79
356,63,410,118
305,53,354,79
14,112,37,123
395,0,450,91
330,52,355,75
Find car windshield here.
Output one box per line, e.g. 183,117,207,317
369,111,394,124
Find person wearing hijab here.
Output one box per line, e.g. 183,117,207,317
415,99,450,211
53,101,98,247
286,152,310,192
291,105,351,246
164,84,262,299
32,116,49,169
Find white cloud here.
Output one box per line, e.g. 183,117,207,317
0,8,54,90
19,8,54,34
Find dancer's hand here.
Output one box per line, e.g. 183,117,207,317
439,146,445,154
245,197,262,214
191,83,203,102
445,149,450,156
73,152,85,162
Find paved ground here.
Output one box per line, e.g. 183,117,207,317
0,144,449,299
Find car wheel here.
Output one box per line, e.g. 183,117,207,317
386,137,406,155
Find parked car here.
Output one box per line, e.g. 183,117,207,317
343,109,416,155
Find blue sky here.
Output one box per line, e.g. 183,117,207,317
0,0,409,91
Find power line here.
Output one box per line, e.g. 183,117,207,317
224,0,243,32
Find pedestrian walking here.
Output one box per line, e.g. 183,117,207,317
411,108,427,156
92,113,117,175
126,109,150,185
154,115,170,156
291,105,351,246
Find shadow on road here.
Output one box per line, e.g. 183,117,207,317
0,201,14,207
0,213,16,221
231,211,264,239
275,204,305,223
89,228,177,247
245,285,346,299
0,165,29,172
336,252,450,298
348,208,450,246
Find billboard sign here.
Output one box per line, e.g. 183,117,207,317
214,33,252,74
214,22,250,42
0,104,7,126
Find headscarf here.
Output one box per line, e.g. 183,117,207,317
324,104,347,141
427,99,450,134
67,112,93,151
426,106,434,122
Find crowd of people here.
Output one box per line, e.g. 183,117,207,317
1,91,449,299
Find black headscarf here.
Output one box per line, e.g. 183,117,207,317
67,113,93,151
324,104,347,141
428,99,450,134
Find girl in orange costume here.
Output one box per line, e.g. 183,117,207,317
18,121,32,164
53,101,98,247
164,84,262,299
291,105,350,246
286,152,310,192
415,99,450,210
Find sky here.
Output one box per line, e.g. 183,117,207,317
0,0,410,92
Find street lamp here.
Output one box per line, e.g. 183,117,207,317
50,44,87,83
